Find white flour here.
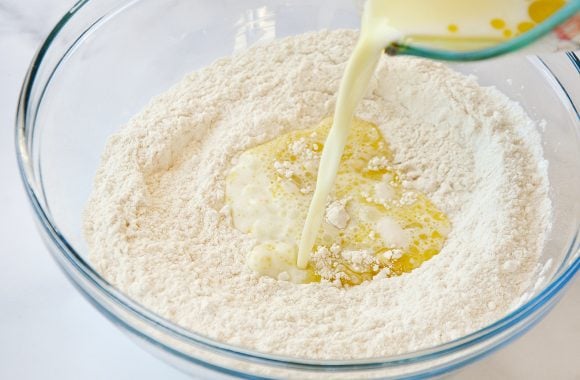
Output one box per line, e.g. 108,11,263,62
84,30,551,359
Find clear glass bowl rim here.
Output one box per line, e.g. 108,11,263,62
14,0,580,375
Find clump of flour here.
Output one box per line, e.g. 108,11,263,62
84,30,551,359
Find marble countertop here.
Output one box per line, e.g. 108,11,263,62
0,1,578,379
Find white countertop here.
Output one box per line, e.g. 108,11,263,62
0,1,578,379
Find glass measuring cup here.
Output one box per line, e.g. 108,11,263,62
359,0,580,61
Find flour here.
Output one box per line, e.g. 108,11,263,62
84,30,551,359
325,200,350,229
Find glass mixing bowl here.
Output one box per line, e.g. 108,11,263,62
15,0,579,378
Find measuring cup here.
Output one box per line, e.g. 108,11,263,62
358,0,580,61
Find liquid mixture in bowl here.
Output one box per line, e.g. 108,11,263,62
84,15,551,358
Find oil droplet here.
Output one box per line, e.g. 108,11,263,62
447,24,459,33
529,0,566,23
517,21,536,33
503,29,513,38
490,18,506,30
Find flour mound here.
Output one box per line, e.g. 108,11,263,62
84,30,551,359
